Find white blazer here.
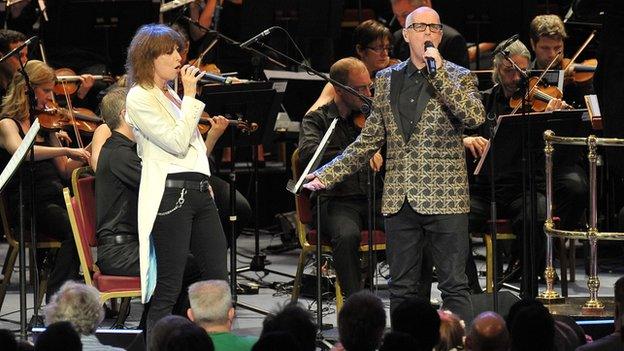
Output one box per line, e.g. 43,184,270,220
125,84,206,303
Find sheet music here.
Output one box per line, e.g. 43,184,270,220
0,119,40,193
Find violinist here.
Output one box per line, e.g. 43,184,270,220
0,60,90,299
463,40,585,283
0,29,28,98
298,57,384,298
308,19,395,113
529,14,594,108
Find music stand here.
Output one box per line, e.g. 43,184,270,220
199,81,288,314
475,109,590,299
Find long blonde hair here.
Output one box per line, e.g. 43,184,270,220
0,60,55,121
125,24,184,88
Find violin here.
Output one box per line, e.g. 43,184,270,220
196,114,258,135
562,57,597,84
54,67,114,95
509,77,566,112
36,102,103,134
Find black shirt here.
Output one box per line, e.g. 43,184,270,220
398,61,435,140
299,101,382,198
95,131,141,240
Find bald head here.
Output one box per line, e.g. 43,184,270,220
466,312,509,351
405,6,440,29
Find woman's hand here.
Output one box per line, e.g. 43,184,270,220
54,130,73,146
207,115,229,139
180,64,205,98
66,147,91,163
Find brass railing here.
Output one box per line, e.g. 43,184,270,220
542,131,624,311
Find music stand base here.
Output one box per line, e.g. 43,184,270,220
537,294,566,304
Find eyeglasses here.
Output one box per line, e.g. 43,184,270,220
366,45,393,53
406,22,444,33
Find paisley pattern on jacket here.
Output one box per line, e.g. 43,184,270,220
316,60,485,215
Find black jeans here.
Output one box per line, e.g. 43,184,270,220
145,173,228,332
315,196,384,298
385,200,473,322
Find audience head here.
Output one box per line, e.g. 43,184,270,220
353,20,393,73
252,331,302,351
187,280,234,331
391,296,440,350
149,315,214,351
506,299,555,351
338,291,386,351
260,303,316,351
44,281,104,336
390,0,431,28
126,23,185,88
529,14,567,69
34,321,81,351
379,331,421,351
465,311,509,351
436,310,465,351
615,276,624,323
100,87,128,131
0,329,17,351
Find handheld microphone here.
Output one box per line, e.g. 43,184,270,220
239,27,277,48
199,71,234,85
492,34,519,57
424,41,436,75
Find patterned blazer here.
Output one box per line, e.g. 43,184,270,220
316,60,485,215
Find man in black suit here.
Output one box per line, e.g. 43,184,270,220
390,0,469,69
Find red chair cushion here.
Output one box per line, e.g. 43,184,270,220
306,229,386,247
77,176,97,247
71,197,95,269
93,272,141,292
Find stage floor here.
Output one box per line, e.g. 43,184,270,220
0,233,621,343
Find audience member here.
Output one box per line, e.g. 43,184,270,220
187,280,257,351
465,311,509,351
43,281,124,351
149,315,214,351
553,315,586,351
259,303,316,351
1,329,18,351
391,297,441,351
436,310,465,351
576,276,624,350
338,291,386,351
251,331,302,351
379,331,421,351
34,321,82,351
506,299,555,351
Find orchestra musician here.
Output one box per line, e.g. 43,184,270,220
124,24,228,332
0,60,90,300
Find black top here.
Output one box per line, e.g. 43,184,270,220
0,117,63,207
398,61,434,141
95,131,141,240
392,23,469,69
299,101,382,198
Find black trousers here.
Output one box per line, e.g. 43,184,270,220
385,200,473,322
315,196,384,298
145,173,228,332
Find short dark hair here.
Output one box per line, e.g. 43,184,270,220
149,315,214,351
353,20,392,54
252,331,302,351
391,297,440,351
615,276,624,321
338,291,386,351
35,321,81,351
379,331,421,351
507,299,555,351
0,29,27,54
260,303,316,351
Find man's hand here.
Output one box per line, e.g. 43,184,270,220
77,74,95,99
369,150,383,172
545,98,568,111
303,173,326,192
463,136,489,158
206,115,229,139
424,44,443,70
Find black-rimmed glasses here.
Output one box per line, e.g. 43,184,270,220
406,22,444,33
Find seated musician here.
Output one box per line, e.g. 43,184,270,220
298,57,384,298
529,14,589,232
463,40,564,282
308,19,394,113
0,60,90,299
0,29,28,98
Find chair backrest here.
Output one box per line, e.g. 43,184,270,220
63,187,94,285
290,149,315,248
71,167,96,247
